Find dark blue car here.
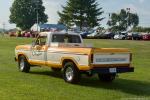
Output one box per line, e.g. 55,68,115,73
80,31,91,38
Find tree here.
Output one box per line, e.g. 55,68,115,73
132,26,150,32
58,0,104,30
107,9,139,32
9,0,48,30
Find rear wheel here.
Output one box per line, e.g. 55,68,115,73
98,73,116,82
18,56,30,73
63,62,80,83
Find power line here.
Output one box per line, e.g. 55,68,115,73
3,22,5,32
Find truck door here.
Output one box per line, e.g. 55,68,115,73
30,36,48,65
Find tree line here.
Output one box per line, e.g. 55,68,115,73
132,27,150,32
10,0,142,32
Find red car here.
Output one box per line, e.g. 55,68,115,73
142,34,150,40
9,32,16,37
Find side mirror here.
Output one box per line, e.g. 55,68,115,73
32,40,36,47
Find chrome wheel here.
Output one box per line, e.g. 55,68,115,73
18,56,30,73
65,67,74,81
20,59,25,71
63,62,80,83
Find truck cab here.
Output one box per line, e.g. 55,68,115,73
15,32,134,83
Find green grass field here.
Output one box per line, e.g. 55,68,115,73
0,37,150,100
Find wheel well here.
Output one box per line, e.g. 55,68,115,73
18,54,23,59
18,54,28,61
62,59,78,68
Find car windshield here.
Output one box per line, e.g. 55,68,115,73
121,33,126,35
52,34,81,43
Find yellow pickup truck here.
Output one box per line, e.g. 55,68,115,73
15,32,134,83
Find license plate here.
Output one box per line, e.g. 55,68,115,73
109,68,117,73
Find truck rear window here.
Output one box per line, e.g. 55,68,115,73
52,34,81,43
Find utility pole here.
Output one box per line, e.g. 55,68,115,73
3,22,5,33
1,22,5,36
126,8,130,31
36,2,39,32
106,13,112,32
33,0,39,32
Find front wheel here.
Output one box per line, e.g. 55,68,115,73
63,62,80,83
18,56,30,73
98,73,116,82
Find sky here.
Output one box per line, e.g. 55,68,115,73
0,0,150,29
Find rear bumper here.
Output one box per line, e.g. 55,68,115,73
91,67,134,74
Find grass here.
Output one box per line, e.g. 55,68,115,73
0,37,150,100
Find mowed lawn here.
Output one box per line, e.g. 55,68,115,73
0,37,150,100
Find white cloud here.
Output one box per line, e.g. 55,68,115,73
124,3,150,16
139,0,145,3
123,3,150,27
43,0,66,24
123,4,138,13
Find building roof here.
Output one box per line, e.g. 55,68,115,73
39,24,67,30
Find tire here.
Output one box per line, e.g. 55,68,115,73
98,73,116,82
63,62,80,83
51,68,62,72
18,56,30,73
122,37,125,40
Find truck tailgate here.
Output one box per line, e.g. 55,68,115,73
91,48,131,67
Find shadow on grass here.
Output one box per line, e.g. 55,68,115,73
28,71,150,96
29,71,62,79
79,77,150,96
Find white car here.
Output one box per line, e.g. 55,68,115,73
87,30,97,37
114,33,126,40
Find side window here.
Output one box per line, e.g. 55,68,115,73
68,35,81,43
52,34,81,43
52,35,65,43
35,36,47,45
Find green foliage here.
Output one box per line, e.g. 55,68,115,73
132,26,150,32
58,0,104,30
107,9,139,32
9,0,48,30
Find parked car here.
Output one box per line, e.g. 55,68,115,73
24,32,32,37
96,32,115,39
80,31,91,38
87,30,97,38
9,32,16,37
132,32,142,40
125,33,132,40
114,32,126,40
142,33,150,40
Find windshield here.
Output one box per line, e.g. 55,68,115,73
52,34,81,43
